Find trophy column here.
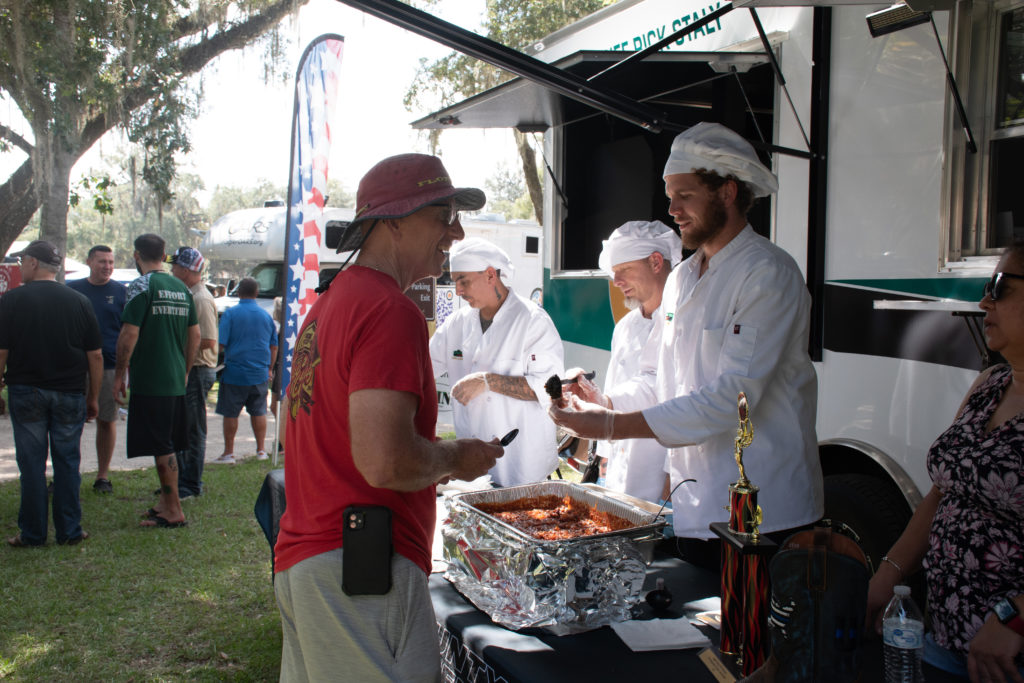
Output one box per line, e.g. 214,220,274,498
711,393,777,676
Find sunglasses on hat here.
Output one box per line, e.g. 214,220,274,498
983,272,1024,301
430,199,460,226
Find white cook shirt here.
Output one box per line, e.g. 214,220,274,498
598,306,670,502
430,289,565,487
609,226,823,538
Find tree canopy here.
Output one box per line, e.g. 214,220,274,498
405,0,612,223
0,0,307,262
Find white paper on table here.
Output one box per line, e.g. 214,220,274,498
610,618,713,652
682,596,721,612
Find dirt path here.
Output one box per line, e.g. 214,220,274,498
0,403,281,482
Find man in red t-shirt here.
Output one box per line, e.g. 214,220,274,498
274,154,504,682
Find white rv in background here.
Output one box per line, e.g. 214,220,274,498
199,204,357,318
200,204,545,320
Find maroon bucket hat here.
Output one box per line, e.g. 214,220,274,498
349,153,485,231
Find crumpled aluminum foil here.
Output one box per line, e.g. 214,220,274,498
442,481,664,634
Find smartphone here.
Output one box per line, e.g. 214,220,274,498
342,506,393,596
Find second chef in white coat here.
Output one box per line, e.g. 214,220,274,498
430,238,565,486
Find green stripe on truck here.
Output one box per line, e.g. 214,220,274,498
832,278,987,301
543,271,614,351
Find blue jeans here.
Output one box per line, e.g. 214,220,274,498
8,385,86,544
176,366,216,497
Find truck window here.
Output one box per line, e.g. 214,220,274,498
949,0,1024,257
249,263,282,298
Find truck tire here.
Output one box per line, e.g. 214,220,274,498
822,473,910,574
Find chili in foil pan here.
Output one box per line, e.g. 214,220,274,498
442,481,667,634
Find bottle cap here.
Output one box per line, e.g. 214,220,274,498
894,585,910,596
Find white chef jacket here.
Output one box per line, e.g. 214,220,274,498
430,289,565,487
598,306,670,502
609,226,823,538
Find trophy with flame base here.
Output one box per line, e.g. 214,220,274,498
710,392,777,677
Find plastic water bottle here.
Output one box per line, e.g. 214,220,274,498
882,585,924,683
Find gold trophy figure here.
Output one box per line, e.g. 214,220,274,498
730,392,761,541
714,392,773,675
734,392,753,487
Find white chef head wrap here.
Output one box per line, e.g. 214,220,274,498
662,122,778,198
598,220,682,277
449,237,514,278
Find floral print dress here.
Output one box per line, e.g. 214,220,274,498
925,364,1024,657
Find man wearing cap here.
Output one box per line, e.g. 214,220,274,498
568,221,681,503
551,123,822,567
168,246,218,496
0,240,102,546
67,245,127,494
212,277,276,464
274,153,503,682
115,233,200,529
430,236,564,487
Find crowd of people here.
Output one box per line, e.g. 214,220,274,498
0,233,277,538
1,120,1021,682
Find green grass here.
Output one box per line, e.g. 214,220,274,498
0,458,281,681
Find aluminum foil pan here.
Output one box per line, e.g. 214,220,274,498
442,481,667,634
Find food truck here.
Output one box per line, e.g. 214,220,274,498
338,0,1021,570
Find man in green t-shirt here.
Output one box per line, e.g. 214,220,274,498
114,233,200,528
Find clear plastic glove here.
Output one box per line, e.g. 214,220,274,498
563,367,610,407
548,394,615,440
452,372,489,405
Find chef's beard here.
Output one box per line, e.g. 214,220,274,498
680,193,728,251
623,296,641,310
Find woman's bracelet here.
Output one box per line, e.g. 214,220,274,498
881,555,905,579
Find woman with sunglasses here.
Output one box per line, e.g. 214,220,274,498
865,243,1024,682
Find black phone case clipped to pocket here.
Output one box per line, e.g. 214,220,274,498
342,506,393,596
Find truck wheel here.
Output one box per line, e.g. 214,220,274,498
822,473,910,573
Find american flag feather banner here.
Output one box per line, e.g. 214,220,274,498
281,34,344,395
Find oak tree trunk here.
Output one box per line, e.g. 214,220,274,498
514,130,544,225
37,140,75,281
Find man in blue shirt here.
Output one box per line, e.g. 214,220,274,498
67,245,127,494
213,277,277,464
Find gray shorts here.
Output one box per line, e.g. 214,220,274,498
275,549,441,683
87,368,118,423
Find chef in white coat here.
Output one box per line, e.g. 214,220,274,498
431,237,565,487
550,123,822,567
574,220,681,502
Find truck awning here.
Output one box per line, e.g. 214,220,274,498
411,50,771,132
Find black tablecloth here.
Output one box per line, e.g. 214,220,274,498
432,552,886,683
431,554,734,682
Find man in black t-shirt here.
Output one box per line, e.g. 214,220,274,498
0,240,102,547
